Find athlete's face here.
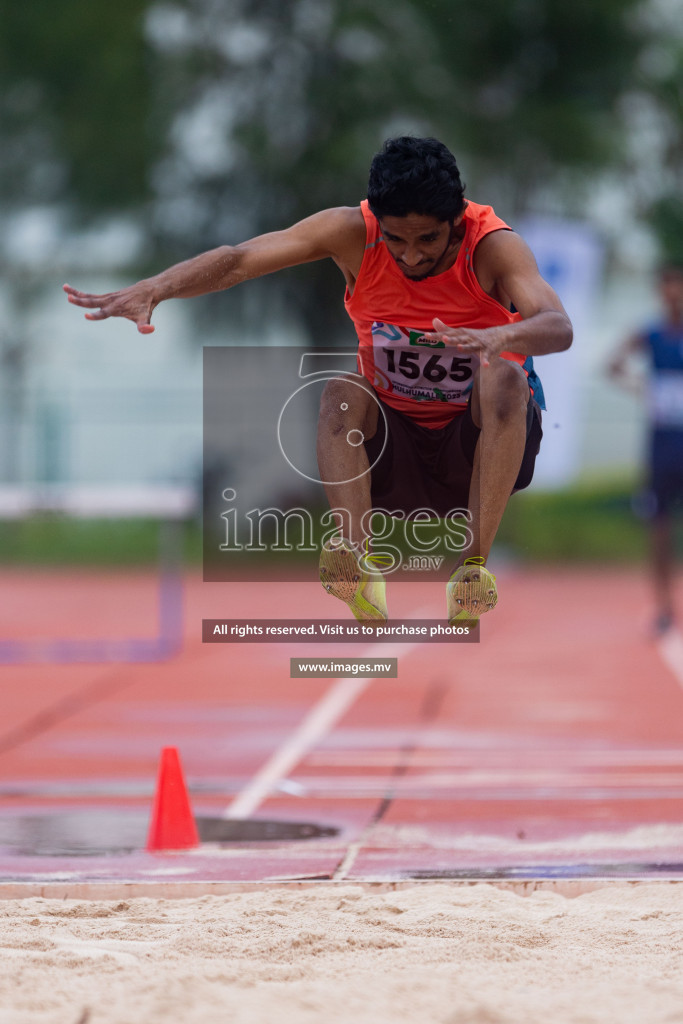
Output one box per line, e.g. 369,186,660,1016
379,212,464,281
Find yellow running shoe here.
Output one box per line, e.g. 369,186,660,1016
447,556,497,626
319,538,388,622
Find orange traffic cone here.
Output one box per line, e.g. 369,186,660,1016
146,746,200,851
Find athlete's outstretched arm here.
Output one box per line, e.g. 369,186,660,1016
63,207,363,333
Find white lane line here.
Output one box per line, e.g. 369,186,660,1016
333,837,365,880
223,639,419,819
657,627,683,693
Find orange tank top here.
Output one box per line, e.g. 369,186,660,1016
344,199,526,428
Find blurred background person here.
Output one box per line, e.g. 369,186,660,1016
608,263,683,635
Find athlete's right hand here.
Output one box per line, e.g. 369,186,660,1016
63,282,157,334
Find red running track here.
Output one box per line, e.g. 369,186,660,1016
0,564,682,889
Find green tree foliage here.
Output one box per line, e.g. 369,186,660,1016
628,1,683,265
410,0,643,199
0,0,676,334
143,0,647,337
0,0,159,213
147,0,645,245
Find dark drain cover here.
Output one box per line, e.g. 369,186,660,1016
0,812,338,857
198,818,336,843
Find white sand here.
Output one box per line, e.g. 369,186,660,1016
0,883,682,1024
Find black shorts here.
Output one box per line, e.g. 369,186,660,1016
363,393,543,517
645,429,683,517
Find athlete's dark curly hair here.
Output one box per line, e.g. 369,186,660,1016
367,137,466,223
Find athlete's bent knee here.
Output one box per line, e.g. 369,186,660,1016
319,375,377,438
480,360,529,422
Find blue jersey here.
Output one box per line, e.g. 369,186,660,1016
643,321,683,431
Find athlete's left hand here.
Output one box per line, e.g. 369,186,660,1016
421,318,505,368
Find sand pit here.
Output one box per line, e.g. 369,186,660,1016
0,882,682,1023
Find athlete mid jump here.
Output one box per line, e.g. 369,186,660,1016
65,136,572,626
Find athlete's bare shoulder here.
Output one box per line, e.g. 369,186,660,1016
244,204,365,268
319,204,366,234
316,205,367,283
473,229,535,284
472,229,538,300
473,228,568,319
226,204,365,281
321,205,366,266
